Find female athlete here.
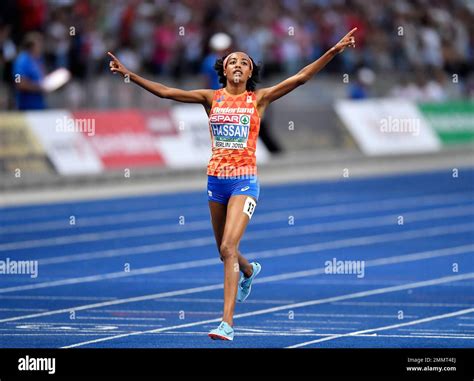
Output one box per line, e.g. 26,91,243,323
108,28,356,341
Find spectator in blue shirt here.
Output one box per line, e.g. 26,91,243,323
348,67,375,100
13,32,46,110
201,33,232,89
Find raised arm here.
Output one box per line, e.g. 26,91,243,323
107,52,213,107
257,28,357,106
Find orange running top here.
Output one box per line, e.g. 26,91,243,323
207,88,261,178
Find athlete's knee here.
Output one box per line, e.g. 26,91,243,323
219,242,238,260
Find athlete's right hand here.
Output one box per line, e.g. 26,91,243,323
107,51,130,77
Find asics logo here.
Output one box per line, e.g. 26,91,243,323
240,186,250,191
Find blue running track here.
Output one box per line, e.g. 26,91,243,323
0,168,473,348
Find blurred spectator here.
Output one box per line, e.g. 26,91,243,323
0,22,17,108
201,32,232,89
151,14,177,75
115,43,141,74
0,0,472,108
390,75,424,101
17,0,47,34
390,70,447,102
423,69,448,102
419,14,443,68
12,32,46,110
348,67,375,99
6,0,473,79
45,6,71,69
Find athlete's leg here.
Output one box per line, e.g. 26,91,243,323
208,200,253,276
218,195,256,326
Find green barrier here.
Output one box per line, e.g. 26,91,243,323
418,101,474,145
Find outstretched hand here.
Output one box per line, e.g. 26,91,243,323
107,51,129,77
333,28,357,54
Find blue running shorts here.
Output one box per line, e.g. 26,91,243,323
207,175,260,205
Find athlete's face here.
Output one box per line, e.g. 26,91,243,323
224,53,252,84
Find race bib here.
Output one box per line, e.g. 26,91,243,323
243,197,257,219
210,114,250,150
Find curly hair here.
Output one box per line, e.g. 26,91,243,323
214,54,261,91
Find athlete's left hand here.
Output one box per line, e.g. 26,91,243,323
332,28,357,54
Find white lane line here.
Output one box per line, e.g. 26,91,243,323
128,331,474,340
86,308,203,314
155,298,294,304
0,206,207,233
0,189,327,221
1,329,129,333
31,205,474,265
2,181,459,222
40,237,214,264
265,325,356,331
8,321,162,327
1,244,473,324
0,256,217,294
0,333,129,336
61,273,474,348
0,197,474,251
0,332,124,335
9,333,471,339
2,198,473,252
374,334,474,339
0,191,398,232
0,283,224,323
73,316,167,321
105,328,474,340
0,188,382,223
86,310,216,316
287,308,474,348
249,325,474,334
0,295,115,301
272,313,419,319
0,308,48,312
406,332,474,337
333,302,474,308
157,331,335,337
1,225,472,294
359,333,474,340
400,328,469,333
2,191,471,234
264,319,362,325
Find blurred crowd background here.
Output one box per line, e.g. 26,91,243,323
0,0,473,111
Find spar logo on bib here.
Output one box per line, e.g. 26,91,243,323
240,115,250,125
210,114,250,149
